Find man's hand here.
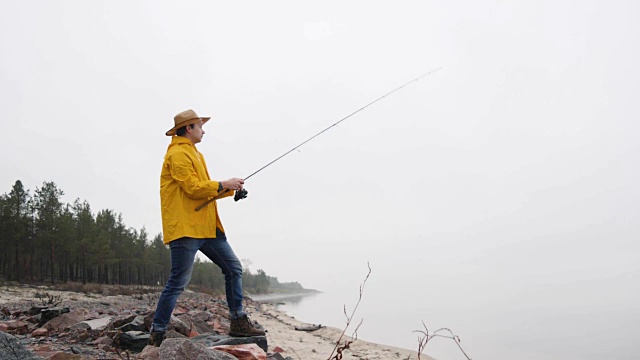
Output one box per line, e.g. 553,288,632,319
221,178,244,191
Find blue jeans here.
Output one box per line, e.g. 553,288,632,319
151,232,245,333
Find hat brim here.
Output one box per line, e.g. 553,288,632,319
166,117,211,136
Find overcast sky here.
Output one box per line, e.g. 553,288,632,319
1,1,639,357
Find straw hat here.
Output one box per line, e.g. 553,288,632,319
166,109,211,136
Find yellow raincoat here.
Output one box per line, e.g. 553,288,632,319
160,136,233,243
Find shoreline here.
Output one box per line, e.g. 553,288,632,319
0,283,434,359
248,291,321,303
249,301,434,360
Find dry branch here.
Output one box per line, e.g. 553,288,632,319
327,262,371,360
414,322,472,360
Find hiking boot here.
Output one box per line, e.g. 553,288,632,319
229,315,266,337
148,331,165,347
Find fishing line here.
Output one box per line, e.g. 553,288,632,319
196,67,442,211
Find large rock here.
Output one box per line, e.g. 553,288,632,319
0,331,41,360
1,320,29,335
266,353,294,360
137,345,160,360
213,343,267,360
158,338,236,360
143,313,189,336
190,310,216,323
164,329,188,341
81,316,112,330
191,333,268,352
69,345,99,357
108,314,138,330
40,307,70,323
117,315,146,332
91,336,113,346
69,322,91,331
32,327,49,337
27,306,48,316
114,330,150,353
43,309,89,332
178,312,215,334
168,315,190,336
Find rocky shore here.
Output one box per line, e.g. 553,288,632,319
0,283,431,360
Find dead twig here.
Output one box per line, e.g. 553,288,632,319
327,262,371,360
34,291,62,306
414,322,472,360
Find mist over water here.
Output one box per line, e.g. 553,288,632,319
254,280,640,360
1,3,638,359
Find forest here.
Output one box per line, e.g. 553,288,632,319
0,180,302,295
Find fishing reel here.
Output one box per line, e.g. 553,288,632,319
234,189,248,202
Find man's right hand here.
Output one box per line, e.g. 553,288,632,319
221,178,244,191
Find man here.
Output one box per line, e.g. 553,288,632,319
149,109,265,346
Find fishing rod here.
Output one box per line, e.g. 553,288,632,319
195,67,443,211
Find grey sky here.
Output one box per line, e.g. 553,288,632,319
1,1,639,358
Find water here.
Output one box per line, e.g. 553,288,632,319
253,287,640,360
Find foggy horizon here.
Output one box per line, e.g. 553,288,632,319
1,1,638,359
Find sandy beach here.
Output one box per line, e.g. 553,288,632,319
249,301,434,360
